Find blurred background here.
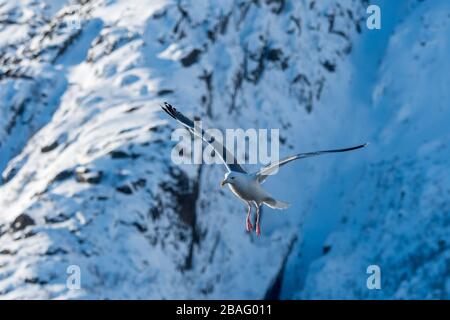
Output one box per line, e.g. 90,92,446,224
0,0,449,299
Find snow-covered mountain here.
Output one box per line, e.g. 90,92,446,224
297,0,450,299
0,0,448,299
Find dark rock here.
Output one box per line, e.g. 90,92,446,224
51,169,73,183
157,89,174,96
109,150,129,159
132,178,146,188
75,167,103,184
109,150,140,159
148,125,164,133
45,247,68,255
292,73,311,86
267,48,282,61
161,168,198,226
160,167,201,270
322,60,336,72
1,155,29,184
125,106,141,113
2,167,18,184
149,206,161,220
24,278,48,285
131,222,147,233
149,197,163,220
116,185,133,194
266,0,285,14
118,127,138,134
10,214,35,232
45,212,71,224
180,49,202,67
152,8,167,19
199,70,213,117
41,140,58,153
85,173,102,184
264,236,297,299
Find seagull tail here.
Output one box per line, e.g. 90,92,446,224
264,198,290,210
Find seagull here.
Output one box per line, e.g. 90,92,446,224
161,102,367,236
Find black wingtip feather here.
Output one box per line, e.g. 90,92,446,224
341,144,367,152
352,143,369,150
161,102,177,119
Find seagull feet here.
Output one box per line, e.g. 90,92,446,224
256,224,261,236
246,219,253,232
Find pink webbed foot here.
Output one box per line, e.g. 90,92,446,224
246,218,253,232
256,224,261,236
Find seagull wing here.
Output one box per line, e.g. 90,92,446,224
254,143,368,183
161,102,247,173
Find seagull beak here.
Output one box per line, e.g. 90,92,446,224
220,179,227,187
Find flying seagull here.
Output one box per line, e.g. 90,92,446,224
161,102,367,236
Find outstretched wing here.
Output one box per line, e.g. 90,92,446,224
254,143,368,183
161,102,247,173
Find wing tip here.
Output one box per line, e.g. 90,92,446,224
354,142,369,149
353,142,369,151
160,101,177,119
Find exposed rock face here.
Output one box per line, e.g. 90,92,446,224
10,214,35,233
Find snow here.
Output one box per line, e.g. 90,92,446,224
0,0,448,299
295,0,450,299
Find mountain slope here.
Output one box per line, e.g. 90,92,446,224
0,0,366,299
298,0,450,299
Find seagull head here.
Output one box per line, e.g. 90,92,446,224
220,172,238,187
